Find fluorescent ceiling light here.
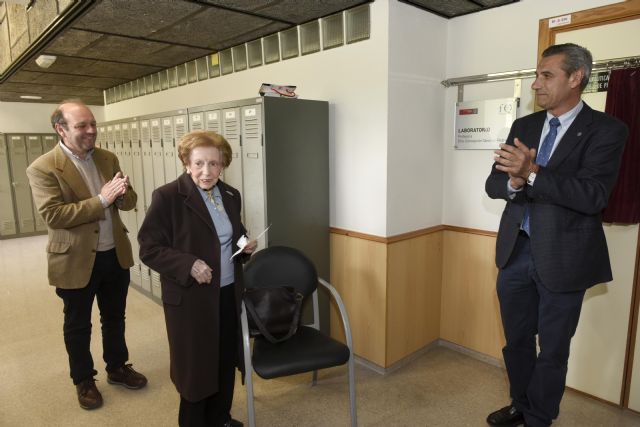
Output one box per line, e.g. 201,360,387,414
20,95,43,99
35,54,57,68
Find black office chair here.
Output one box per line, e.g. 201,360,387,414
240,246,357,427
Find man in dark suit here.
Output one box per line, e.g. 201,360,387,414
27,100,147,410
485,44,628,427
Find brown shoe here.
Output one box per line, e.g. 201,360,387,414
76,378,103,410
107,363,147,389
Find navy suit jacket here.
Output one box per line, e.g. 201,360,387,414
485,103,627,292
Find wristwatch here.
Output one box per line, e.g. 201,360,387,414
527,171,537,186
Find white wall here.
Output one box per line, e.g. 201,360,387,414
441,0,621,231
0,101,105,133
386,0,447,235
104,1,390,236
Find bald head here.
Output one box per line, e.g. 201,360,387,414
52,100,97,157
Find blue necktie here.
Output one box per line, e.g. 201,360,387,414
522,117,560,235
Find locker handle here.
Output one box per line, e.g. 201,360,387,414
246,153,259,159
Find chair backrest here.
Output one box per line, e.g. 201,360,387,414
243,246,318,297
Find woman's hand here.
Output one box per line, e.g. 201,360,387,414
190,259,213,284
243,239,258,254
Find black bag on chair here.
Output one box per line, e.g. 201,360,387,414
243,286,304,344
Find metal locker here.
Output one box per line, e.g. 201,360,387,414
161,117,177,182
189,112,203,131
8,135,36,233
139,120,155,213
119,134,141,287
0,134,17,236
173,114,188,176
221,108,243,196
240,105,267,246
42,134,57,152
26,135,46,232
114,123,122,151
128,120,145,289
151,271,162,299
106,125,114,152
139,119,154,294
97,126,106,148
140,264,152,294
150,119,166,187
129,120,147,234
205,110,222,133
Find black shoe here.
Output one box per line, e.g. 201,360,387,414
223,419,243,427
487,405,524,426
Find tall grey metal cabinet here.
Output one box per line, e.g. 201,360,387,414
189,96,330,283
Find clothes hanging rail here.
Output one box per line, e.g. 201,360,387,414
441,55,640,88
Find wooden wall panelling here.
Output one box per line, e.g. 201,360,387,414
440,230,503,359
386,232,443,366
330,233,388,367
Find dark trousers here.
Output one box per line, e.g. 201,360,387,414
497,233,585,427
55,249,130,385
179,284,238,427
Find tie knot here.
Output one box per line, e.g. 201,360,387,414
549,117,560,128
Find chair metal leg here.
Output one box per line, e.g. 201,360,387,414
348,354,357,427
241,303,257,427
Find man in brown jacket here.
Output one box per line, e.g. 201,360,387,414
27,100,147,410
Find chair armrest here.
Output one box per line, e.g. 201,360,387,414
318,278,354,352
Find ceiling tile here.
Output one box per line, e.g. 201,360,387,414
148,7,288,50
72,0,203,38
45,29,104,56
201,0,370,24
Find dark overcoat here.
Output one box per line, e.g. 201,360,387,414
138,173,248,402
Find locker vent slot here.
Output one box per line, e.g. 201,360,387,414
131,123,140,142
263,34,280,64
322,12,344,50
196,57,209,81
209,53,221,78
280,27,299,60
247,40,262,68
175,119,187,139
190,115,203,131
232,45,247,71
300,21,320,55
162,123,173,142
220,49,233,75
151,126,162,144
243,117,260,138
2,220,16,234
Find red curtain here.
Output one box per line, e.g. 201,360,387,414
602,67,640,224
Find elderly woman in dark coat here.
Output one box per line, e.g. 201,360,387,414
138,130,256,427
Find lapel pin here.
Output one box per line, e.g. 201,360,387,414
577,132,582,137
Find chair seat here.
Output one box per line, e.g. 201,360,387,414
251,326,350,379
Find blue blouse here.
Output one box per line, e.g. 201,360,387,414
199,185,235,287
